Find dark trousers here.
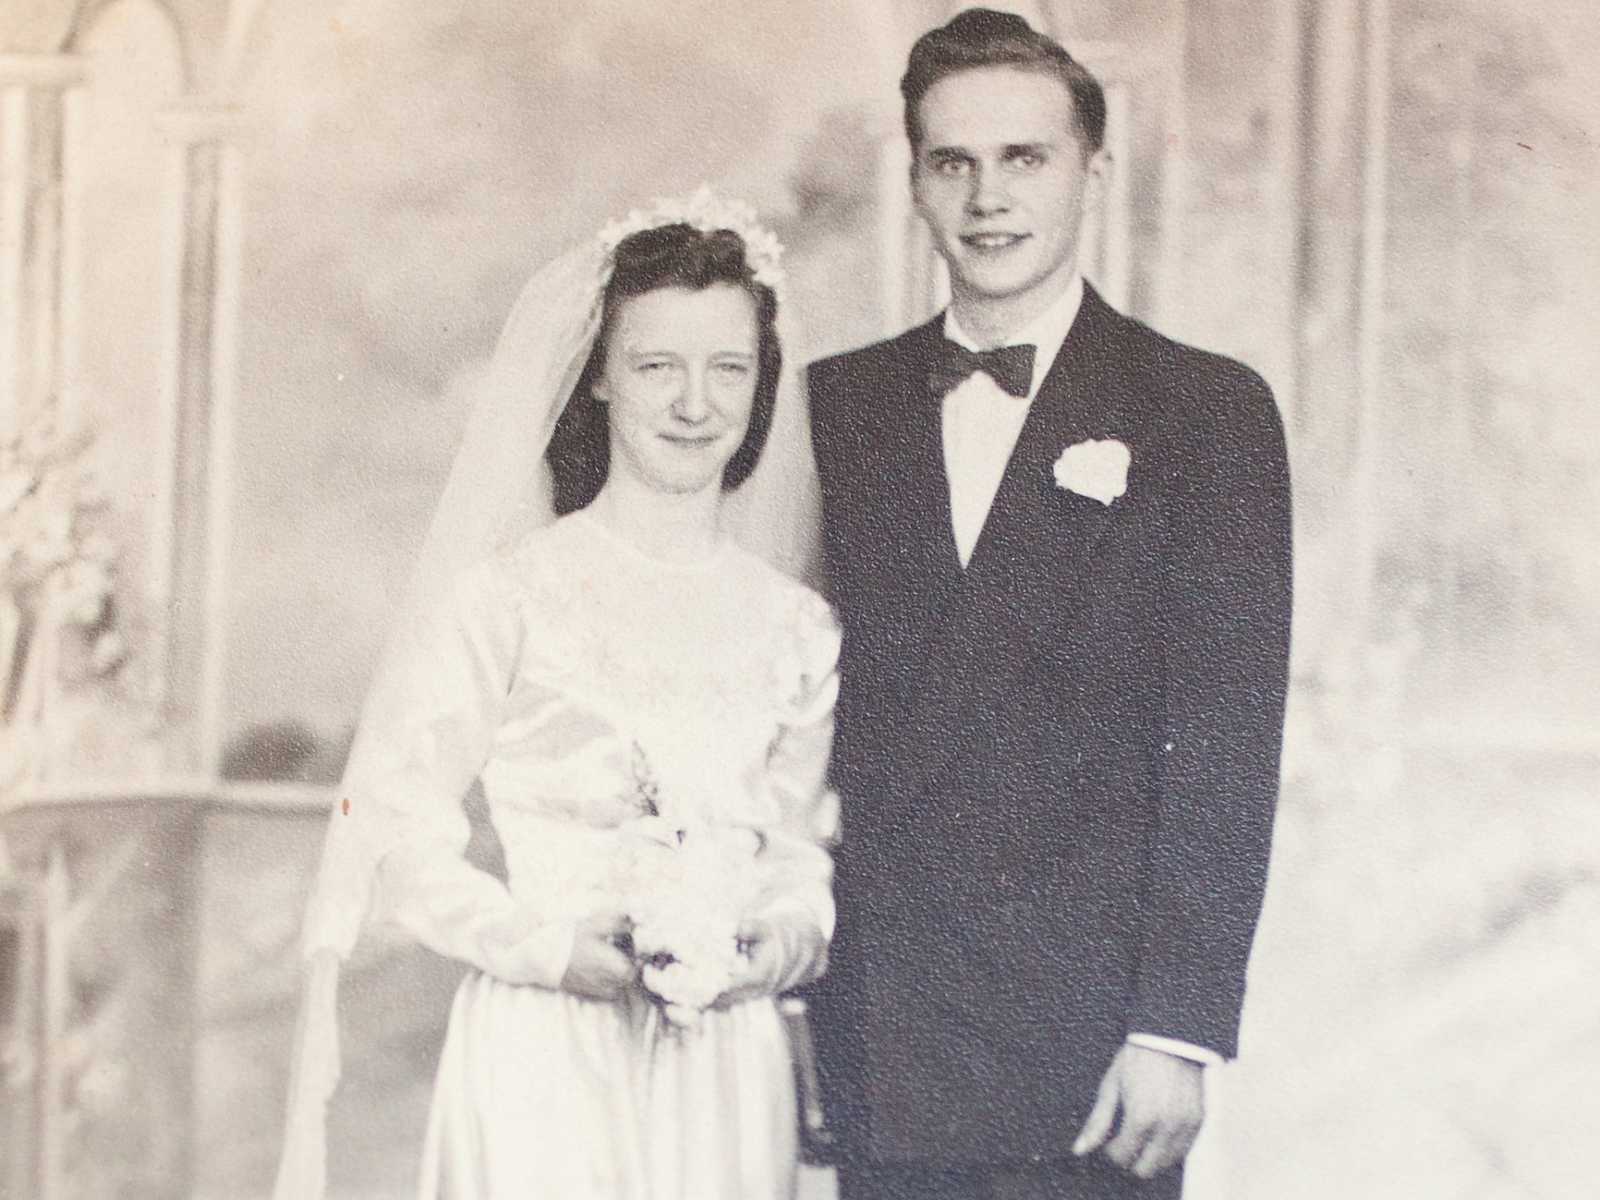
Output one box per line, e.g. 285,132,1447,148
836,1158,1184,1200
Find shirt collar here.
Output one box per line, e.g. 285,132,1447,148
942,272,1085,400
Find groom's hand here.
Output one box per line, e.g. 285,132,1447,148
1072,1043,1205,1180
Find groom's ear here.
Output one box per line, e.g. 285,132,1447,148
1085,146,1111,192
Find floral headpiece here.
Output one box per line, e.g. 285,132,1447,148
596,185,786,290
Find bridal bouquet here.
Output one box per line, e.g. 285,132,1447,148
612,816,765,1031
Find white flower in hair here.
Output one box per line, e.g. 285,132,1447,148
596,184,786,289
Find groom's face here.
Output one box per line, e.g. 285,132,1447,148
911,65,1106,335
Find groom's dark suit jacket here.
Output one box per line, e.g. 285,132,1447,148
805,284,1293,1168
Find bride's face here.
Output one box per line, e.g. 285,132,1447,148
593,283,761,498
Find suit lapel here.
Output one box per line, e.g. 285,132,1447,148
880,286,1134,828
871,318,963,612
965,285,1126,593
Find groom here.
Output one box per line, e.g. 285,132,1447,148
805,9,1292,1199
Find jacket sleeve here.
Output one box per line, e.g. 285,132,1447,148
1130,364,1293,1057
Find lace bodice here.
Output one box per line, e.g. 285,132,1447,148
349,509,841,987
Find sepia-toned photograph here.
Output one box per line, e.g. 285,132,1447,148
2,1,1597,1197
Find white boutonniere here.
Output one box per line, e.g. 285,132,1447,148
1052,438,1131,506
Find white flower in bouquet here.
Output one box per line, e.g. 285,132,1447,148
635,916,744,1030
614,816,765,1031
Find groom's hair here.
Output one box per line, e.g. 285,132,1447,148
548,222,782,516
901,8,1105,158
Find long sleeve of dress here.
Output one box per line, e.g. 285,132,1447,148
748,591,842,991
362,562,574,988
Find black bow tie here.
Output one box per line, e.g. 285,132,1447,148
929,339,1036,399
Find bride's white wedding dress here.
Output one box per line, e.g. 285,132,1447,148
364,507,839,1200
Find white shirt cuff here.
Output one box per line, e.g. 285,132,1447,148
1126,1033,1225,1068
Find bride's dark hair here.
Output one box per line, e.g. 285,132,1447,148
547,222,782,516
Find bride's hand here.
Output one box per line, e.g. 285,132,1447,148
715,914,827,1008
559,910,637,1001
714,917,783,1008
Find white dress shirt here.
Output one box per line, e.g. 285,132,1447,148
940,274,1084,567
937,276,1222,1070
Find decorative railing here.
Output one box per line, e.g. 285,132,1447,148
0,782,330,1200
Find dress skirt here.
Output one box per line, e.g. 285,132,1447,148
418,971,798,1200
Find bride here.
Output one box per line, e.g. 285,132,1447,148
273,193,839,1200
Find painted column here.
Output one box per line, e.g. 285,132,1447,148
150,100,244,777
0,53,86,788
0,52,85,439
